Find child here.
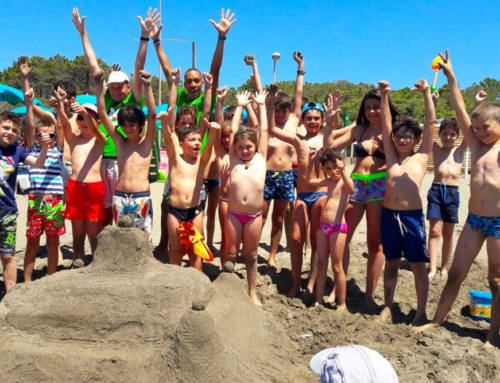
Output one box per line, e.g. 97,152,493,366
0,111,50,291
93,69,156,240
224,90,268,305
54,90,106,268
159,68,218,270
23,87,65,281
427,117,467,279
377,79,435,326
415,51,500,350
311,149,355,309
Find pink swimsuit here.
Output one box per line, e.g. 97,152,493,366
229,210,263,225
320,222,348,237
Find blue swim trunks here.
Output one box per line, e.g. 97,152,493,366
203,178,221,192
466,213,500,238
264,169,295,201
297,191,328,209
427,183,460,224
381,207,429,263
350,172,386,204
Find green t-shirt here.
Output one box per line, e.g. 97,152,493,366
101,89,145,158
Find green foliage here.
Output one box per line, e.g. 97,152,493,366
1,55,499,120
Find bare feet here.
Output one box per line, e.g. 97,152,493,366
325,288,336,305
411,312,428,326
376,306,392,323
336,303,347,314
412,321,441,334
440,268,448,278
249,292,262,306
485,332,499,351
428,269,437,280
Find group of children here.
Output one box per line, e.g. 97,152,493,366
0,6,498,350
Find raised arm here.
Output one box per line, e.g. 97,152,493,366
254,90,268,157
150,24,173,85
323,90,342,148
54,88,74,146
244,54,263,92
438,50,475,146
229,93,246,156
199,72,214,138
214,86,228,158
92,70,119,141
24,134,50,168
134,8,160,101
24,88,36,149
379,81,398,165
161,68,181,161
339,158,355,194
208,8,237,92
71,102,106,145
414,79,435,155
292,51,305,118
72,8,101,77
201,118,220,166
139,70,157,145
266,85,300,148
475,90,487,107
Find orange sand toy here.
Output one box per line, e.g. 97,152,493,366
178,221,214,261
431,55,444,92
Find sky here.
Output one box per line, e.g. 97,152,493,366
1,0,499,94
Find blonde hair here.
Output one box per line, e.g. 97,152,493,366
471,102,500,122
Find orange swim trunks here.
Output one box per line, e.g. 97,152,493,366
65,178,105,222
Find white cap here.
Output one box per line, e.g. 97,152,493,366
310,345,399,383
108,70,130,84
81,103,98,114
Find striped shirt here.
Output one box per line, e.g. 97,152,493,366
29,143,64,195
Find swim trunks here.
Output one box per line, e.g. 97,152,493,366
0,209,18,255
168,203,204,223
100,158,119,209
320,222,348,237
203,178,221,192
350,172,386,204
26,194,66,238
381,207,429,263
264,169,295,201
112,190,153,240
297,191,328,209
65,178,105,222
466,213,500,238
427,183,460,223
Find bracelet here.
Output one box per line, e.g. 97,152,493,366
297,69,306,75
153,39,160,45
140,36,150,42
218,35,226,41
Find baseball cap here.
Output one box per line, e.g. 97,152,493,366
302,101,325,118
108,71,130,84
310,345,399,383
81,103,98,115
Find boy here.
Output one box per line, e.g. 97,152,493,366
54,89,106,268
377,79,435,326
427,117,467,279
0,112,50,291
415,51,500,350
23,87,66,281
93,69,156,240
159,68,218,271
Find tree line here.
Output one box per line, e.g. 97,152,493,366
1,55,499,125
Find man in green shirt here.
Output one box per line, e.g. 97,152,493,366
72,7,158,225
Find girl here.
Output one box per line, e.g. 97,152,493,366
224,90,268,305
310,149,354,309
329,89,399,307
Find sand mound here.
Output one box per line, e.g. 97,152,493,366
0,226,311,383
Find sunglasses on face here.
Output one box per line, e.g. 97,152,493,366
36,132,57,139
393,134,415,141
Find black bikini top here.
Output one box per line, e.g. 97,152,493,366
354,128,385,160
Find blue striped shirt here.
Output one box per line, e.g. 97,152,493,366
28,144,64,195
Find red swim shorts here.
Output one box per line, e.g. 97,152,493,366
65,178,105,222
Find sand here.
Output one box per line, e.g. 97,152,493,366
1,166,499,382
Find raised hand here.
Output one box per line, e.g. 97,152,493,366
138,7,161,36
293,51,304,66
72,8,86,35
244,54,255,66
253,90,268,105
18,56,32,76
216,86,228,102
91,69,105,90
236,91,251,106
431,91,440,107
157,111,169,123
413,78,430,93
209,8,237,36
203,72,213,88
71,101,86,115
335,159,345,171
170,68,181,85
378,80,390,94
111,63,122,72
475,89,487,104
38,132,52,148
150,23,163,40
324,90,342,122
437,49,453,77
24,88,34,105
52,87,66,105
139,70,152,86
266,84,279,105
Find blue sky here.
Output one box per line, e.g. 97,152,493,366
2,0,499,93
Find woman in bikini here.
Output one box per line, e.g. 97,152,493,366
329,88,399,307
224,90,268,305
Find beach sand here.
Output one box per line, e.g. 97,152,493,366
1,166,498,382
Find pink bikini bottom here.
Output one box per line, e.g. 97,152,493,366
229,210,263,226
320,222,348,237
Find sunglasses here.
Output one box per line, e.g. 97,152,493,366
36,132,57,139
393,134,415,141
76,115,85,121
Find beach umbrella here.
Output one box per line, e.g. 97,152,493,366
0,84,44,106
10,105,55,115
76,94,97,105
142,103,169,116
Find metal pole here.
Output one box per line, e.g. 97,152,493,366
158,0,162,104
273,61,276,83
192,41,196,68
